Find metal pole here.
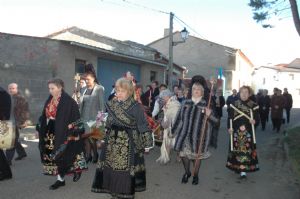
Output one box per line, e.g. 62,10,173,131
168,12,174,90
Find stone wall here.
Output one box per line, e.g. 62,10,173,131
0,33,168,122
0,33,62,123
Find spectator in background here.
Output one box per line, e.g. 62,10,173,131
150,81,159,112
173,85,179,97
141,85,152,115
79,77,87,95
177,88,186,104
283,88,293,124
258,89,271,131
271,88,285,132
210,89,225,148
226,89,238,114
5,83,29,165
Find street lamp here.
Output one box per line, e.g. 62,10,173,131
173,27,189,46
168,12,189,89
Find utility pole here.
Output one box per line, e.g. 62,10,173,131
168,12,174,90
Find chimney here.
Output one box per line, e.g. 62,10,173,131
164,28,169,37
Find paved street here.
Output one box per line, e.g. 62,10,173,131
1,109,300,199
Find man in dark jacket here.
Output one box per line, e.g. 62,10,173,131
210,89,225,148
271,88,285,132
283,88,293,124
5,83,29,165
0,86,13,181
226,89,238,113
258,89,271,131
150,81,160,112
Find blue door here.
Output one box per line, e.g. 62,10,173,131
97,58,141,100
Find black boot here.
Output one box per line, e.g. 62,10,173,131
49,180,65,190
92,153,99,164
181,172,191,184
0,174,12,181
192,176,199,185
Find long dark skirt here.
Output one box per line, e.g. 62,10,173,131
226,129,259,172
0,149,12,178
41,119,87,176
91,128,146,199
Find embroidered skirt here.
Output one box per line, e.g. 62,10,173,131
226,129,259,172
41,119,87,176
91,127,146,199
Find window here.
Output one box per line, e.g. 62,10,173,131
263,78,266,85
75,59,86,74
289,74,294,80
150,71,157,82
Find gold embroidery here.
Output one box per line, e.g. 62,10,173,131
105,130,130,171
106,98,136,128
44,133,55,150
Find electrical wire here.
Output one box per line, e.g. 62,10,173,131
174,15,207,40
100,0,207,40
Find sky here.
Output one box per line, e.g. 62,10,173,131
0,0,299,66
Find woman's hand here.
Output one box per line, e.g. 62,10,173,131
205,108,212,117
228,128,233,134
250,119,256,125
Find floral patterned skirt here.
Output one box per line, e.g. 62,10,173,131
41,119,87,176
226,129,259,172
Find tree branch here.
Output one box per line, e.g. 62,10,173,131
289,0,300,36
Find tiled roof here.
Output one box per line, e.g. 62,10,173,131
46,26,184,71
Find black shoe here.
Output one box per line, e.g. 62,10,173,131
92,154,99,164
49,180,65,190
181,172,191,184
192,176,199,185
0,174,12,181
86,156,92,164
73,172,81,182
15,154,27,161
240,174,247,180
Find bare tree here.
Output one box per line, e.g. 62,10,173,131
249,0,300,36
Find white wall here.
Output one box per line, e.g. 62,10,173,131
253,67,300,108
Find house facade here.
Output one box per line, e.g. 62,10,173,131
48,27,184,98
148,32,254,97
253,58,300,108
0,27,183,122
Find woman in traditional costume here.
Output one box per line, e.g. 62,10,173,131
91,77,154,199
171,82,218,185
38,78,87,190
226,86,259,179
156,89,181,164
79,64,105,163
187,75,217,153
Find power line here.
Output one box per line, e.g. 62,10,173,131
100,0,136,9
174,15,206,40
100,0,207,40
115,0,169,14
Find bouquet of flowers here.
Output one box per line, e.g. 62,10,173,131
87,111,108,140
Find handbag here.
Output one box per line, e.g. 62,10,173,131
0,120,16,149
